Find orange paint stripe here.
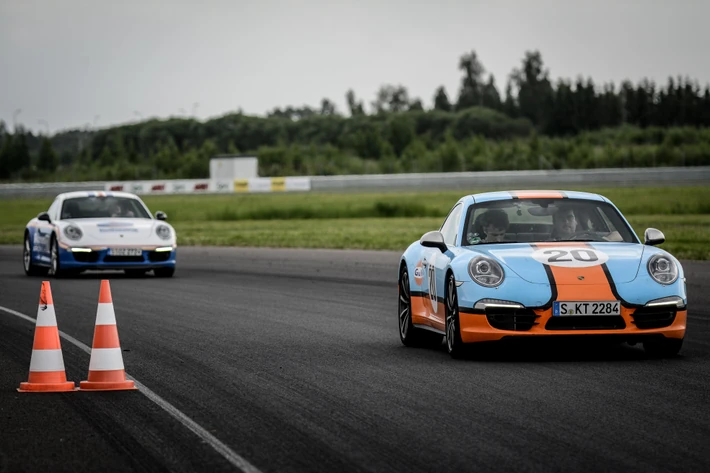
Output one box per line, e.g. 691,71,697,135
99,280,113,303
87,369,126,382
411,295,427,319
92,325,121,348
33,327,62,350
39,281,53,306
28,371,68,384
510,190,565,199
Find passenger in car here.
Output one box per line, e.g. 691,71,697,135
480,209,510,243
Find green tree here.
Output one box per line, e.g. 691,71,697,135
386,114,415,157
408,99,424,112
371,85,410,114
346,89,365,116
320,98,337,116
456,50,485,110
0,133,11,179
37,137,58,173
433,86,452,112
502,79,519,118
8,129,30,176
481,75,501,110
511,51,554,128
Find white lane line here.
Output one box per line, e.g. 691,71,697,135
0,305,262,473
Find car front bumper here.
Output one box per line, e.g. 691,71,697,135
58,245,176,270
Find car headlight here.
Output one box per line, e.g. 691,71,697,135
63,225,83,241
468,256,505,287
647,254,678,285
155,224,171,240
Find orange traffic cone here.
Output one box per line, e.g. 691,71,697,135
18,281,76,392
79,280,136,391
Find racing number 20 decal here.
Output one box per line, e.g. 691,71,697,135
425,256,438,314
531,247,609,268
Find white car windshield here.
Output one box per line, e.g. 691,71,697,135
60,196,151,219
463,198,637,245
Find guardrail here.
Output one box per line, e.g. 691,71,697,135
0,167,707,197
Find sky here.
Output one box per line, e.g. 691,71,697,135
1,0,709,135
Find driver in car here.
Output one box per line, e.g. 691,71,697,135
551,205,622,242
110,201,135,218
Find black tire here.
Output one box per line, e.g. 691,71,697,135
643,337,684,358
154,267,175,278
445,272,466,359
23,234,48,277
398,265,443,347
47,235,64,278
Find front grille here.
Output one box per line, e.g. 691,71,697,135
486,308,539,331
545,316,626,330
632,307,677,329
148,251,171,262
103,255,145,263
72,252,100,263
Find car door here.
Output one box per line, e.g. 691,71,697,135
422,203,463,330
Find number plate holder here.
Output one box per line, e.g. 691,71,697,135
108,247,143,257
553,301,621,316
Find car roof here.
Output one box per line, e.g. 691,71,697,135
468,190,607,204
56,190,142,200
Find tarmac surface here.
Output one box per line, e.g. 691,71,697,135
1,245,708,473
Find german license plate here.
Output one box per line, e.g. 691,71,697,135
553,301,620,316
108,247,142,256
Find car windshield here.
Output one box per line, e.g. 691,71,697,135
60,196,151,219
462,198,638,245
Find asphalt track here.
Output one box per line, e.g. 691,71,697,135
0,245,708,473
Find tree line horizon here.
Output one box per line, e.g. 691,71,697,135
2,49,710,182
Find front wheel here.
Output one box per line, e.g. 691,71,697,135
23,235,48,276
643,337,683,358
445,272,466,359
47,236,64,278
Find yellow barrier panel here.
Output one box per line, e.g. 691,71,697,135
270,177,286,192
234,179,249,192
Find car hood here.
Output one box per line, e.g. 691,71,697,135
469,242,644,284
59,218,173,246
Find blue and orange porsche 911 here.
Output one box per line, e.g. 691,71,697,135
397,190,687,358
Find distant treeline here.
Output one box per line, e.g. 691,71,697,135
2,50,710,182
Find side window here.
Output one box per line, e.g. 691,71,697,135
440,203,463,246
47,199,60,221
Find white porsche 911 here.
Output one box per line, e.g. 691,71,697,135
23,191,177,278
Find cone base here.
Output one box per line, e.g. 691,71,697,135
79,379,137,391
18,381,77,392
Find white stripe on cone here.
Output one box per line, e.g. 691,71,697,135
88,348,125,371
29,349,66,372
95,303,117,326
35,305,58,327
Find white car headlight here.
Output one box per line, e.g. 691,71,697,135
156,224,172,240
647,254,678,285
468,256,505,287
63,225,83,241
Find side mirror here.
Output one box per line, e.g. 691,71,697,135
155,211,167,221
37,212,51,223
644,228,665,246
420,231,448,253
